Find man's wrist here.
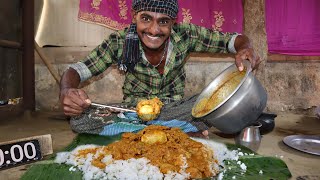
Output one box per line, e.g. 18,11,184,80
228,34,240,54
69,62,92,82
60,87,71,92
59,87,70,100
233,34,253,53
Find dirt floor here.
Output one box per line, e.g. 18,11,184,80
0,107,319,180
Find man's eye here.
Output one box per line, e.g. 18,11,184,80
142,17,150,22
160,20,169,25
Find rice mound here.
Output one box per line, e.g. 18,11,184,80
55,145,191,180
55,126,241,180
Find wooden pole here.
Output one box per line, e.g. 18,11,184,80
35,42,60,84
22,0,35,111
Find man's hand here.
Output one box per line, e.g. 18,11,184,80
234,35,261,71
235,47,261,71
60,88,91,116
187,130,209,139
59,67,90,116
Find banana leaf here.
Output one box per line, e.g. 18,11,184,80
21,133,292,180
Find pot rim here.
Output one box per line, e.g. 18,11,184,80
192,61,252,118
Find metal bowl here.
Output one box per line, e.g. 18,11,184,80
192,62,267,134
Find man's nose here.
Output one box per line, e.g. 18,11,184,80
148,21,160,35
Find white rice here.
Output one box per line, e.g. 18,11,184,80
103,158,164,180
192,138,239,165
55,139,244,180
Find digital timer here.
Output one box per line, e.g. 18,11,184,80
0,140,42,170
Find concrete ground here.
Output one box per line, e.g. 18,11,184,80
0,107,319,180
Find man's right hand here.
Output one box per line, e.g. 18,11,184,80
60,88,91,116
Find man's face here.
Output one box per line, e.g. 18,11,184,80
133,11,176,50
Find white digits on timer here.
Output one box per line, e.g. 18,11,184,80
0,142,37,166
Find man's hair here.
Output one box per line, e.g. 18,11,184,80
132,0,179,18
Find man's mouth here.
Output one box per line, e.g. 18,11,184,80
145,34,161,41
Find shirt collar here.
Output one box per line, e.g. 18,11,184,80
141,40,173,66
170,27,181,43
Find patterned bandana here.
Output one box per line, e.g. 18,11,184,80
119,0,179,72
132,0,179,19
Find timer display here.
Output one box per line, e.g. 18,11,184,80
0,140,42,169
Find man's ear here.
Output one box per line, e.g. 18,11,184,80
171,18,177,25
131,9,137,23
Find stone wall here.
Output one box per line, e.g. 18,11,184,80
35,0,320,115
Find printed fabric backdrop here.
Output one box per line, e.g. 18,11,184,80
265,0,320,56
78,0,243,33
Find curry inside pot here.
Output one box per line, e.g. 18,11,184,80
192,68,247,118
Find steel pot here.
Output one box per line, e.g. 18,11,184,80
192,62,267,134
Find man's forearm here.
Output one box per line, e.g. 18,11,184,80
60,68,81,91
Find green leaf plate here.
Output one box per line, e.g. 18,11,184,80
21,133,292,180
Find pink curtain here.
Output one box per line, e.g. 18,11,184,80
265,0,320,56
78,0,243,33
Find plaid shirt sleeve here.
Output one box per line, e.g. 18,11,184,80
177,23,238,54
70,31,125,82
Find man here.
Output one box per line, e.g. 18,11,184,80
60,0,260,137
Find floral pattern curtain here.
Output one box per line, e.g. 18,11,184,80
78,0,243,33
265,0,320,56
